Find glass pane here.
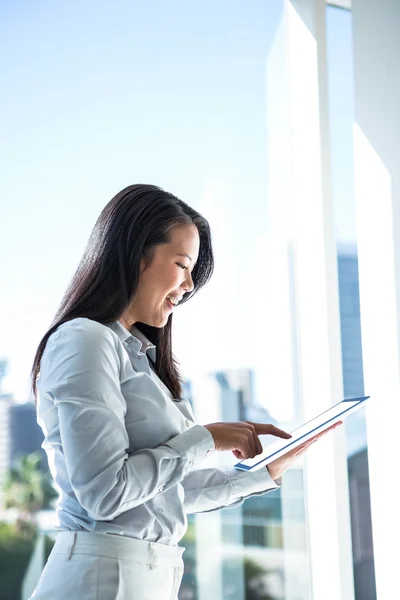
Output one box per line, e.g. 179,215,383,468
326,5,377,600
0,1,312,599
177,369,310,600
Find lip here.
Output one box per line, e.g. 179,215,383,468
166,294,182,307
166,298,176,310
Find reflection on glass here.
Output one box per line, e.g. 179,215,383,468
327,5,377,599
180,370,310,600
1,0,320,598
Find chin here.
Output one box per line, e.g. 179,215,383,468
141,316,169,328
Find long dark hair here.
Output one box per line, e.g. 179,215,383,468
30,184,214,406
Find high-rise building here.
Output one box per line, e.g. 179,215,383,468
0,359,47,511
0,360,12,509
9,402,46,471
348,448,375,600
197,247,376,600
337,247,376,600
210,368,301,599
337,247,365,399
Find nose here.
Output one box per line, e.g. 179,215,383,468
181,270,195,294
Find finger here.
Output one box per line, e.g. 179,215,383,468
246,423,264,455
300,438,317,449
295,440,315,455
248,432,258,458
306,421,343,444
312,425,340,442
243,423,262,457
299,439,317,453
290,443,314,460
320,421,343,435
276,439,312,461
286,429,326,456
241,436,253,459
254,431,263,455
298,424,342,454
294,435,320,453
301,438,320,453
252,423,292,439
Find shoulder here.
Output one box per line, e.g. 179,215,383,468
45,318,120,356
40,319,125,397
40,318,123,385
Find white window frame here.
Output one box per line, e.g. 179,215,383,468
266,1,356,598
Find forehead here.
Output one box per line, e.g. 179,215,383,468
167,224,200,256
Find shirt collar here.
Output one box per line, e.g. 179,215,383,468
107,320,157,363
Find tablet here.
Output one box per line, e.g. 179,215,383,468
234,396,370,472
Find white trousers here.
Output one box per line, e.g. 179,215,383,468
29,531,186,600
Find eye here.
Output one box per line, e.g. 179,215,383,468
176,262,188,270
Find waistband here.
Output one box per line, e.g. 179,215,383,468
51,531,185,569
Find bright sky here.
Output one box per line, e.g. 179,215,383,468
0,2,356,411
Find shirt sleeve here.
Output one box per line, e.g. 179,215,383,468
181,465,282,514
41,319,215,521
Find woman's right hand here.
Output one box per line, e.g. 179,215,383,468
203,421,292,460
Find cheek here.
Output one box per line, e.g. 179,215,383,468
138,265,180,303
159,268,181,289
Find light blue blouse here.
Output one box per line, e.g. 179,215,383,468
36,317,280,545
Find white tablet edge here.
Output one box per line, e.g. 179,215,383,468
234,396,370,472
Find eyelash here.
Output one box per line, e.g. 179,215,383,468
176,262,188,271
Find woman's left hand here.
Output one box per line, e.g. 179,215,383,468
266,421,343,481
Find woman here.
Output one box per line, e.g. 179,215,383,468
29,184,338,600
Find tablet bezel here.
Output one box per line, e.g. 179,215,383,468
234,396,370,471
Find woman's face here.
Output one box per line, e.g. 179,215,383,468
127,224,200,328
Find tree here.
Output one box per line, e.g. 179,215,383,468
244,558,280,600
2,451,58,534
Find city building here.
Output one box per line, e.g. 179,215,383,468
0,360,12,510
9,402,46,471
338,247,376,600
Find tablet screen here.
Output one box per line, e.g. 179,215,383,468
234,396,370,471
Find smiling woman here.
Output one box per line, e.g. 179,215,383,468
30,184,214,402
119,224,200,331
27,183,334,600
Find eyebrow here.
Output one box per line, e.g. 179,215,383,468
175,253,193,262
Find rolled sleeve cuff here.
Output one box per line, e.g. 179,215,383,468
165,424,215,469
229,466,282,497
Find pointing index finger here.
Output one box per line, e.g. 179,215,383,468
253,423,292,439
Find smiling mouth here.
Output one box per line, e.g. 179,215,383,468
166,298,175,309
166,294,180,307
